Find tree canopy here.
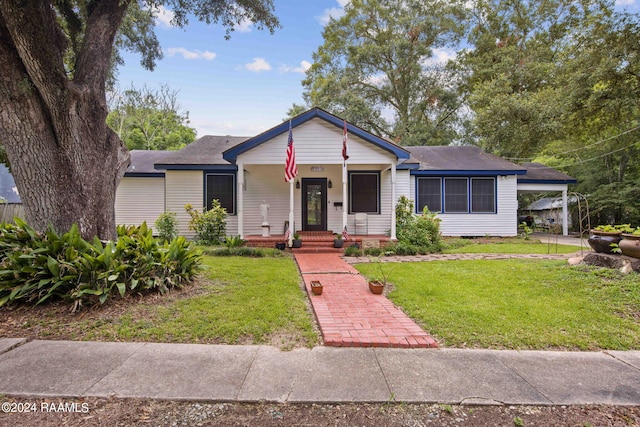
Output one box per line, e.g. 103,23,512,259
0,0,279,239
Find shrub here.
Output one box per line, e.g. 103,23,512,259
395,196,443,253
185,200,227,245
224,235,246,248
364,247,382,257
0,219,202,310
344,245,363,257
155,212,178,242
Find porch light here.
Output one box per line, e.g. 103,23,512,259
328,179,332,188
295,180,300,189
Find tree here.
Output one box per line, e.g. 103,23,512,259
107,84,197,151
0,1,279,240
302,0,467,145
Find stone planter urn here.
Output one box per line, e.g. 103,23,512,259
588,230,623,254
619,234,640,259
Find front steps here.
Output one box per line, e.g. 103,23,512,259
244,231,390,253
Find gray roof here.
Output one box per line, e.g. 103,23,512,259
518,162,576,183
155,136,249,167
0,164,21,203
126,150,171,175
404,145,525,172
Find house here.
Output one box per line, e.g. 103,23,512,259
522,195,579,230
109,108,574,239
0,164,24,222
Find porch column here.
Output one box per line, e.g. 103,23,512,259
562,189,568,236
237,164,244,238
390,162,397,240
342,162,348,234
288,179,294,246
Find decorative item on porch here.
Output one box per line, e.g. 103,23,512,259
588,225,624,254
333,233,344,248
620,227,640,259
310,280,323,295
292,232,302,248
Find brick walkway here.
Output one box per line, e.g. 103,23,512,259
294,253,438,349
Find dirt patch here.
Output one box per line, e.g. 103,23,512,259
0,398,638,426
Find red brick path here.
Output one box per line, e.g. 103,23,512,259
294,253,438,349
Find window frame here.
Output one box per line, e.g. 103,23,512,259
443,177,469,213
349,171,380,214
470,177,496,213
416,177,442,213
204,172,236,215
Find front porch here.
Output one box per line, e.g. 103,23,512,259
244,231,391,253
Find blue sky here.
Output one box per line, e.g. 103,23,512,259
116,0,639,138
117,0,349,137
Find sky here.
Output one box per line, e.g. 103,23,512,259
116,0,640,139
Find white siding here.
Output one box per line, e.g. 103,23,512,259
165,171,201,238
115,177,165,232
238,118,395,166
412,175,519,237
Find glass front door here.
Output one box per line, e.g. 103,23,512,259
302,178,327,231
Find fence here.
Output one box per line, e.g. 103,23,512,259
0,204,24,223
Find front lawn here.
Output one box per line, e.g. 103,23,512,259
356,259,640,350
0,255,318,350
443,239,584,254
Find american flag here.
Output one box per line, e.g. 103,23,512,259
342,119,349,161
342,226,350,241
284,120,298,182
284,224,291,243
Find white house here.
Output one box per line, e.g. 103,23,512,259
115,108,577,240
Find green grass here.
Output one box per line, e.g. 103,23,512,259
85,256,318,349
443,241,584,254
356,259,640,350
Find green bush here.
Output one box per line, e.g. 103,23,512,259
363,247,382,257
224,235,246,248
344,245,363,257
202,246,284,257
395,196,443,253
155,211,178,242
0,219,201,309
185,200,227,245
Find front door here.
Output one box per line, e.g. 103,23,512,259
302,178,327,231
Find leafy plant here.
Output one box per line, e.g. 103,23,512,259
344,244,363,257
224,235,246,248
0,219,201,309
519,221,533,240
395,197,443,253
154,211,178,242
185,200,227,245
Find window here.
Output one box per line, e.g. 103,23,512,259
205,174,235,214
444,178,468,213
471,178,495,213
417,177,441,212
350,172,379,213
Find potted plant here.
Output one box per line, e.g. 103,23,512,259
588,225,624,254
368,257,387,294
333,233,344,248
620,227,640,259
292,232,302,248
310,280,323,295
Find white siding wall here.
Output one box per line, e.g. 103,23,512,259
412,175,519,237
115,177,165,232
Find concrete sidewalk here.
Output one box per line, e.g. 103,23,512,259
1,338,639,405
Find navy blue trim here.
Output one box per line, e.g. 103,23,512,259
411,169,525,176
124,172,165,178
223,107,410,163
518,179,577,184
414,176,497,214
156,164,238,171
397,163,420,170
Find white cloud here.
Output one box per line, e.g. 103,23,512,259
317,0,350,25
234,18,253,33
616,0,635,5
280,60,312,74
245,57,272,72
166,47,217,60
420,48,457,67
154,6,175,29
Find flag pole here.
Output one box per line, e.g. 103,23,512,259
289,179,294,247
342,120,349,236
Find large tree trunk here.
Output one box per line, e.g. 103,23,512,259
0,1,130,240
